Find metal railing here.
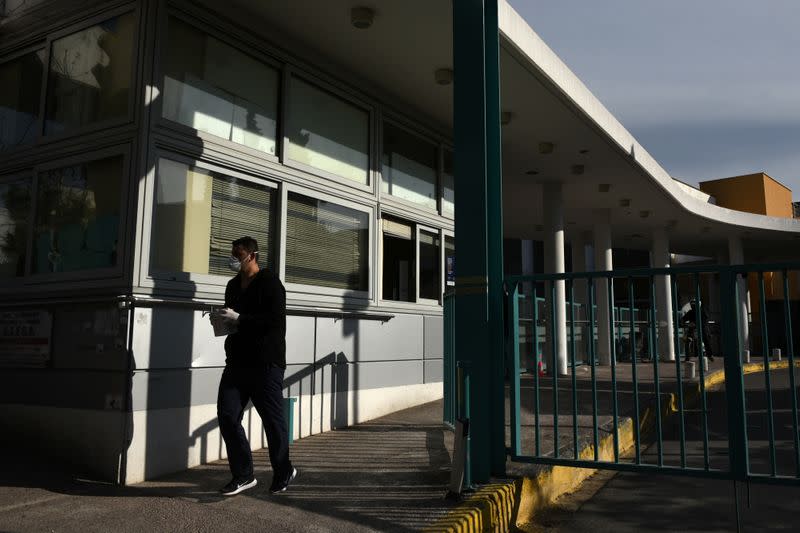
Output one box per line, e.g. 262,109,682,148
504,263,800,485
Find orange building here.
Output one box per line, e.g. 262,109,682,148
699,172,794,218
699,172,798,313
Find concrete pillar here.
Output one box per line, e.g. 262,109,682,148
728,236,751,356
652,229,675,361
544,183,568,375
571,235,590,363
593,210,614,366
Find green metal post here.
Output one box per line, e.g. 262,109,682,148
671,276,687,468
608,276,619,462
650,276,663,466
781,270,800,477
507,283,522,455
629,277,641,463
588,277,599,461
693,273,710,469
758,272,777,476
721,269,749,482
569,280,579,459
550,280,560,457
452,0,505,482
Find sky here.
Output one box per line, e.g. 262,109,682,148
509,0,800,198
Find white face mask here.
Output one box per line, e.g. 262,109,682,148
228,256,242,272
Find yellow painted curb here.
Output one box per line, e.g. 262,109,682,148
430,358,800,532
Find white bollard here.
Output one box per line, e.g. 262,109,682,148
772,348,782,361
684,361,696,380
744,350,751,364
702,356,709,372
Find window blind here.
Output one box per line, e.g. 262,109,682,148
208,176,274,276
285,192,368,291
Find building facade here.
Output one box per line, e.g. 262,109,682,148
0,0,454,483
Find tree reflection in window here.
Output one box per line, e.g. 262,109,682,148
33,155,122,273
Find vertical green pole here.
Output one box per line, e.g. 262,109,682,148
649,276,663,466
608,276,619,463
550,280,560,457
721,269,749,482
695,274,710,469
629,278,641,463
507,283,522,455
672,276,687,468
588,277,599,461
453,0,504,482
758,272,777,476
781,270,799,477
569,280,579,459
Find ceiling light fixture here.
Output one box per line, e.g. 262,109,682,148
538,142,554,154
639,210,650,218
434,68,453,85
598,183,610,193
350,7,375,29
525,170,539,176
579,149,590,154
619,198,631,207
571,164,584,175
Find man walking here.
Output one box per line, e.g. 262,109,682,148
211,236,296,496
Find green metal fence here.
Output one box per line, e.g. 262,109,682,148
503,263,800,485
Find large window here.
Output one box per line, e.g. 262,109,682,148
442,150,454,217
381,123,437,210
151,158,276,277
162,17,279,155
0,177,32,278
33,155,123,274
286,77,370,185
45,12,136,135
285,192,369,292
0,51,44,151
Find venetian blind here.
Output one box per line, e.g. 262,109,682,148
208,176,274,275
285,192,368,291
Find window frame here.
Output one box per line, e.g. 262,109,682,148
281,69,375,195
379,117,442,216
416,223,442,306
377,210,444,310
154,10,284,165
25,144,131,283
443,229,455,290
280,182,374,301
39,4,141,145
140,150,280,293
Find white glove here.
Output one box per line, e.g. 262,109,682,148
216,308,240,323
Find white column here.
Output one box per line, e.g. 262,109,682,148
571,236,590,363
652,229,675,361
593,210,613,366
728,236,751,357
544,183,568,375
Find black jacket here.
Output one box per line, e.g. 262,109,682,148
223,269,286,368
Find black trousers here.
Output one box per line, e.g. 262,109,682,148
217,364,292,480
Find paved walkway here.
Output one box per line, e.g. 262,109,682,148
0,402,457,533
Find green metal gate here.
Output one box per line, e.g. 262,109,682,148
503,263,800,486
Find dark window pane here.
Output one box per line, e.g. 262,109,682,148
419,229,440,300
0,178,32,277
33,155,123,273
382,217,414,302
45,13,135,134
0,51,44,151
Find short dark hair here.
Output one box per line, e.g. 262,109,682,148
232,236,259,256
